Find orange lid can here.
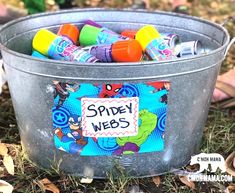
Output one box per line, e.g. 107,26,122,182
112,39,143,62
57,23,80,44
121,30,137,39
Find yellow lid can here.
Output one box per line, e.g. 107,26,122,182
32,29,57,56
135,25,161,50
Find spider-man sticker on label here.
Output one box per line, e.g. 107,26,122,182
52,81,170,156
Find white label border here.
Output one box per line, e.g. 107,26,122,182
81,97,139,137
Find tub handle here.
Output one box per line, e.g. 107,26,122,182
224,37,235,57
0,58,7,94
220,16,235,27
220,16,235,56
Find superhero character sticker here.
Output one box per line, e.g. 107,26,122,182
52,81,170,156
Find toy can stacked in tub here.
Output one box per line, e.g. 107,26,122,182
0,9,230,178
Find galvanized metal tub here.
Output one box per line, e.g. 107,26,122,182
0,9,232,179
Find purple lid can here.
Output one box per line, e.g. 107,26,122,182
83,20,118,35
83,45,113,62
84,20,103,28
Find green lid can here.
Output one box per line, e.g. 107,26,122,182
79,25,102,46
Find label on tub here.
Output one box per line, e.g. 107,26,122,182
81,97,139,137
52,81,170,156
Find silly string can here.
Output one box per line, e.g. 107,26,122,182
84,44,113,62
146,38,173,60
31,50,48,59
83,39,143,62
57,23,80,45
79,25,128,46
121,30,180,49
136,25,175,61
84,20,118,35
175,40,205,58
161,33,180,48
33,29,99,63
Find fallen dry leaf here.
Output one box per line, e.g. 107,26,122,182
0,167,4,172
38,178,60,193
0,180,14,193
186,164,200,172
0,143,8,157
225,151,235,177
226,184,235,193
210,1,219,9
152,176,161,187
80,178,93,184
3,155,15,175
179,175,196,190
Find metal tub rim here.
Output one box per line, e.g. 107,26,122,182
0,8,230,68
